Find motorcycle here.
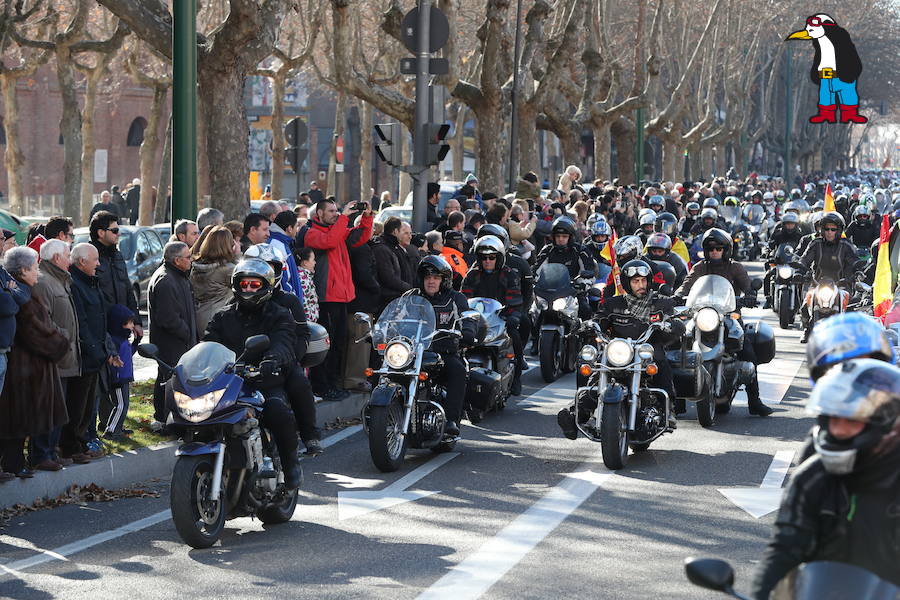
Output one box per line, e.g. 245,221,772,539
532,263,582,382
355,295,466,472
462,297,516,423
743,204,769,249
770,243,803,329
801,277,849,341
575,321,674,470
587,262,612,313
685,557,899,599
137,336,299,549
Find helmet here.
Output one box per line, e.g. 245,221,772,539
853,205,872,220
476,223,511,251
783,200,802,215
243,243,288,286
551,216,576,240
702,198,719,209
645,232,672,256
750,190,763,202
473,235,506,269
590,220,612,247
820,211,845,236
417,254,453,290
586,213,603,228
781,212,799,227
790,188,802,199
639,212,656,228
723,196,739,207
231,258,276,309
700,228,733,261
638,208,657,222
649,259,676,291
811,200,825,212
620,259,653,296
648,195,665,210
654,212,678,237
806,313,895,381
809,211,825,231
807,359,900,475
763,191,775,201
613,235,644,264
686,201,700,215
700,207,717,222
775,189,786,199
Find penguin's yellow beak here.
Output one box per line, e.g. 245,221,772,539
786,29,812,40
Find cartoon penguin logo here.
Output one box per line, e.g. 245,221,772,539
786,14,867,124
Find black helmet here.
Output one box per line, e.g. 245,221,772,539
473,235,506,269
231,258,276,309
417,254,453,290
476,223,511,251
654,212,678,237
550,216,576,240
820,211,846,236
700,228,733,261
620,259,653,296
649,259,676,291
613,235,643,264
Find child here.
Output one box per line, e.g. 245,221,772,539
101,304,140,440
297,247,319,323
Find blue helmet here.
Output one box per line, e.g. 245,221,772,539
806,313,895,381
590,219,612,238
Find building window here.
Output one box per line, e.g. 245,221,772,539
127,117,148,147
0,118,5,145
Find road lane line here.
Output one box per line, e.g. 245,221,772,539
417,457,611,600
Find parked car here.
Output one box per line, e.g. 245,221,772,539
0,209,45,244
401,180,464,213
153,223,172,243
73,225,166,308
374,206,413,225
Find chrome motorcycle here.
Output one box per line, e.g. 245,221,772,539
462,297,516,422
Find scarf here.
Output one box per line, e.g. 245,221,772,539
624,291,653,321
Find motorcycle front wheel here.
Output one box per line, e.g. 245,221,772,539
539,330,562,383
368,401,408,472
777,293,794,329
601,400,629,470
170,454,226,549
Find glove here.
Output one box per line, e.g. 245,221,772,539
741,296,758,309
461,331,477,346
260,359,279,378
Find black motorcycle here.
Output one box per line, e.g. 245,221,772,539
462,297,516,423
769,243,803,329
532,263,583,382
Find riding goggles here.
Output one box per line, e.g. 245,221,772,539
622,264,651,278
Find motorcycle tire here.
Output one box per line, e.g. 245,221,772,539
539,330,562,383
368,402,408,472
778,296,794,329
696,392,716,428
601,400,629,470
258,487,300,524
170,454,226,549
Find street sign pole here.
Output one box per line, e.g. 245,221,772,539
412,0,432,234
784,46,792,181
507,0,523,193
173,0,197,221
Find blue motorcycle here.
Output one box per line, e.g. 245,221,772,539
138,335,299,548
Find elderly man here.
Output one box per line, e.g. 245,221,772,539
258,200,280,223
148,242,198,431
172,219,200,248
90,191,120,221
196,207,224,231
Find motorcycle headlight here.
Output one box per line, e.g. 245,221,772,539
695,307,721,332
816,286,835,306
173,389,226,423
384,341,413,369
579,345,598,363
638,343,654,361
552,298,568,311
606,339,634,367
777,266,793,280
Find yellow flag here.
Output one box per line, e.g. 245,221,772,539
874,215,893,322
824,182,835,212
672,238,691,265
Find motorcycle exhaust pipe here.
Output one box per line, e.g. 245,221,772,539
209,443,226,501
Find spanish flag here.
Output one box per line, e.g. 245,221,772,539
823,182,835,212
873,214,893,322
672,237,691,266
604,229,625,296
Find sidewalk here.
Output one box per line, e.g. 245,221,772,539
1,392,368,510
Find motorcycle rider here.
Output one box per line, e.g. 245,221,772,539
762,212,804,308
404,255,477,437
533,216,594,318
203,259,302,490
675,229,773,417
845,205,879,250
644,232,687,289
558,259,684,438
461,236,525,396
751,359,900,598
690,208,719,237
585,219,613,271
636,212,657,244
655,211,691,265
797,212,858,342
680,201,701,237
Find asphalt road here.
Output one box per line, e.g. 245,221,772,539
0,264,816,600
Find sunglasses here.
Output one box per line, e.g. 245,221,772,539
823,227,839,232
806,16,833,27
708,247,725,252
238,279,264,291
105,228,120,234
480,253,499,260
623,265,651,277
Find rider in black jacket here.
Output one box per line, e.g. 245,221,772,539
845,205,879,251
534,216,594,318
203,259,302,490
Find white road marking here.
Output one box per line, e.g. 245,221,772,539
718,449,795,518
417,457,611,600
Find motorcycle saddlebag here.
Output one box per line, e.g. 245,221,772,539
743,320,775,365
666,349,704,398
301,322,331,368
465,367,501,411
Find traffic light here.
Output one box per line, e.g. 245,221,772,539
284,117,308,172
424,123,450,167
374,123,401,166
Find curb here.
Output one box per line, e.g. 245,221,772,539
1,391,369,510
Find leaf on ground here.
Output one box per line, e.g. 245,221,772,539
0,483,160,528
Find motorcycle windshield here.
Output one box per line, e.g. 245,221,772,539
743,205,766,225
468,297,506,342
373,295,436,348
775,561,900,600
177,342,236,386
534,263,575,300
720,205,740,225
774,243,796,264
686,274,736,313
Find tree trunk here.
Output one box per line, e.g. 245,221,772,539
452,105,466,181
591,118,611,182
474,107,504,196
662,138,679,182
359,101,373,204
270,72,287,200
326,92,346,203
155,116,173,224
611,117,636,184
697,145,708,180
517,104,539,178
734,140,748,176
57,47,83,223
80,67,105,225
139,85,167,225
1,76,27,215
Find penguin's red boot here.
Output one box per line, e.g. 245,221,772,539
808,104,837,123
839,105,868,124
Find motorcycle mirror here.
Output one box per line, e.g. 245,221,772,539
684,557,737,593
137,343,160,360
243,335,270,356
354,312,373,328
750,278,763,291
658,284,674,297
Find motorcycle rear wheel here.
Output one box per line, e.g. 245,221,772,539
601,401,629,470
170,455,226,549
539,330,562,383
368,402,408,472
